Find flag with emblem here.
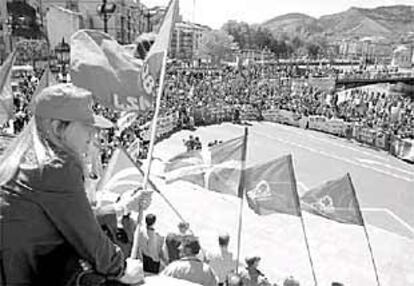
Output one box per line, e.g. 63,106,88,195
300,173,364,225
0,51,17,125
164,135,245,191
97,148,147,201
243,155,301,216
70,0,178,111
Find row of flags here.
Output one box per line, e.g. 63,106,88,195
98,134,363,227
163,134,364,225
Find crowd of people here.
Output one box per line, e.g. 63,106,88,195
2,62,413,166
1,59,413,286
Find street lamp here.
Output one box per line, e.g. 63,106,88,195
97,0,117,33
54,38,70,82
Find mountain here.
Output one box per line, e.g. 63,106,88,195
263,13,323,39
262,5,414,41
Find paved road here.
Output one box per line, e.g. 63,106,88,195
155,122,414,239
247,122,414,239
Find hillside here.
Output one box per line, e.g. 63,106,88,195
262,13,323,38
262,5,414,41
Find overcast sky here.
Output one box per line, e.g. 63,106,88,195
141,0,414,29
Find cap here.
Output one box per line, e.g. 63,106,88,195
180,235,200,254
245,256,261,267
32,83,113,129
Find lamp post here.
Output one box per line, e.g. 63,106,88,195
55,38,70,83
97,0,117,34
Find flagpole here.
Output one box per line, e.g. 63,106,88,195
142,50,168,189
347,173,381,286
121,146,188,224
130,50,168,259
235,127,248,274
289,155,318,286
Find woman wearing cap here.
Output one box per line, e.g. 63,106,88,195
0,84,145,285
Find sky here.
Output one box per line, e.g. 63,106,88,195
141,0,414,29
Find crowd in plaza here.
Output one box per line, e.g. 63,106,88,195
1,59,413,286
3,62,413,163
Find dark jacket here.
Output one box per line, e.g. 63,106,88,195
0,153,125,286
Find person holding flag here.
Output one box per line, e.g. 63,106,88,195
0,84,148,285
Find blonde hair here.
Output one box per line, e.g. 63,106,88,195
0,116,85,186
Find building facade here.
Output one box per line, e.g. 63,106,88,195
170,21,210,59
338,37,393,64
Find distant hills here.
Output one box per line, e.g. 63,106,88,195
262,5,414,42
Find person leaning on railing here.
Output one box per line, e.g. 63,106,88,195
0,84,146,286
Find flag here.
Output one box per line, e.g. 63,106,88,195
244,155,301,216
301,173,364,225
164,135,245,189
70,30,149,111
97,148,146,198
164,150,206,186
46,5,83,49
143,0,179,84
0,51,17,125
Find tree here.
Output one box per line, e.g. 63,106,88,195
222,20,253,49
196,30,234,65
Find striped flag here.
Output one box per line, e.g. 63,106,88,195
0,51,17,125
301,173,364,225
97,148,146,199
164,135,245,192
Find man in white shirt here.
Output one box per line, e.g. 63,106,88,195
206,233,237,286
138,213,168,274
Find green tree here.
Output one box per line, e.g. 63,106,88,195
196,30,234,65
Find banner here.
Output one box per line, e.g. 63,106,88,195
142,112,178,141
374,132,389,150
308,76,335,92
391,138,414,163
308,115,327,131
117,111,138,132
359,128,376,145
240,104,260,121
325,118,345,136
